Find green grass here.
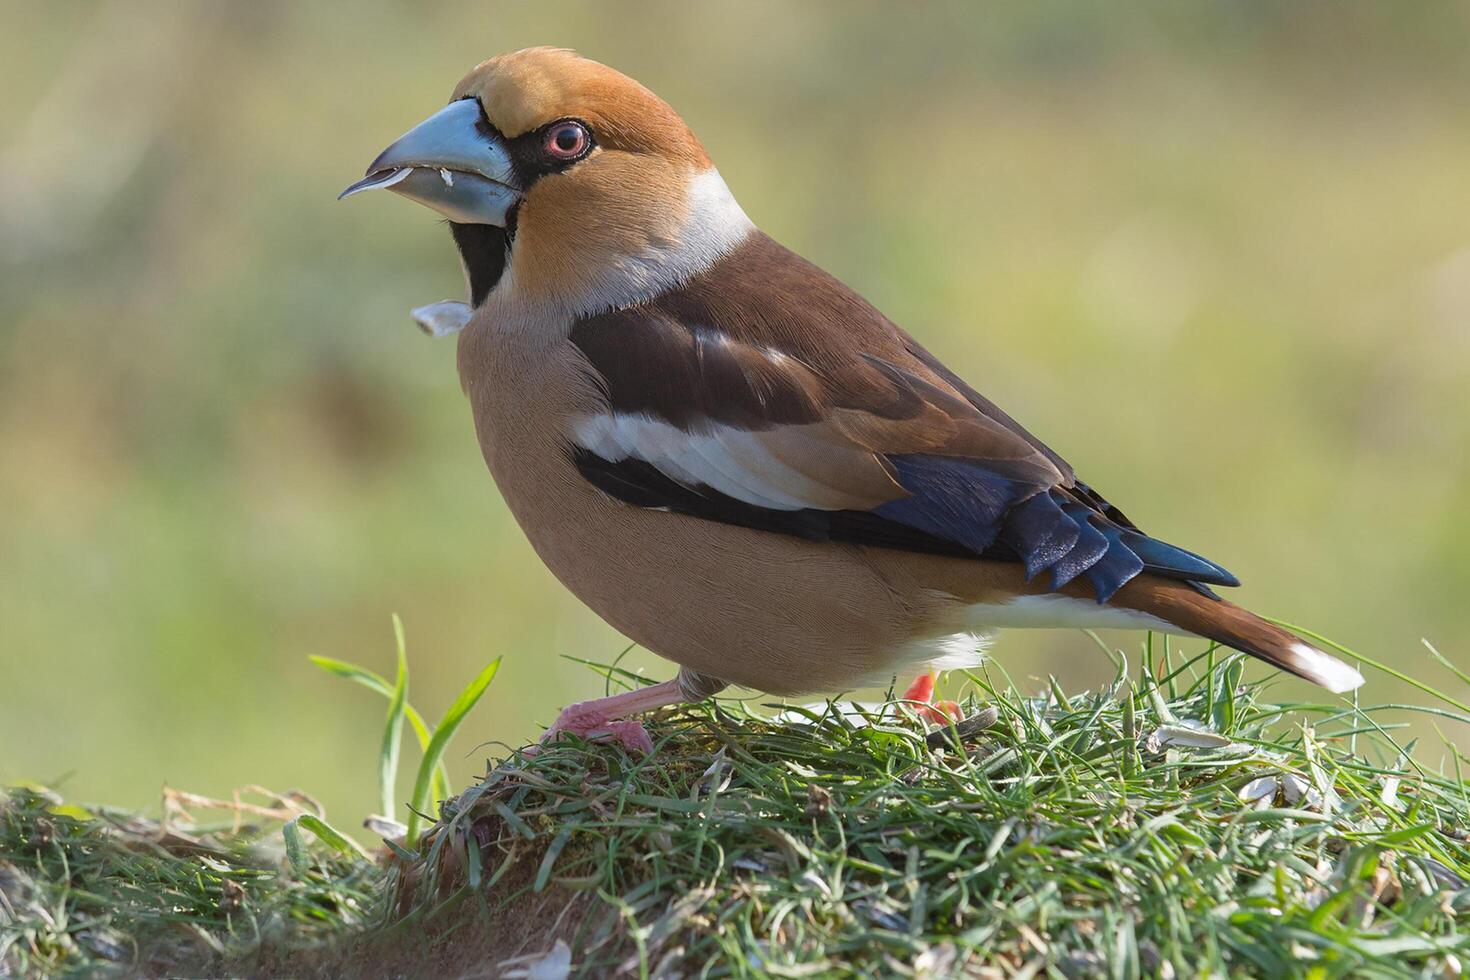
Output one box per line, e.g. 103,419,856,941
0,785,381,977
395,643,1470,977
6,636,1470,977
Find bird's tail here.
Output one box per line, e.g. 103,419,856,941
1115,579,1364,693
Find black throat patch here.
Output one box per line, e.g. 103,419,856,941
450,222,511,307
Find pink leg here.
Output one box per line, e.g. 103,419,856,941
902,670,962,726
903,671,937,703
539,677,692,755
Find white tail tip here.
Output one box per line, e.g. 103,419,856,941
1290,642,1365,694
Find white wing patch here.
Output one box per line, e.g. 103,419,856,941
573,412,833,511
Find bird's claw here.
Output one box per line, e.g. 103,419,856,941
538,703,656,755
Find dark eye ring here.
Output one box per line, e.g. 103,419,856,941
544,121,590,161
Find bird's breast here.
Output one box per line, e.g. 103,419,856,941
455,311,602,521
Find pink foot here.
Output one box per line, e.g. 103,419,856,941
529,677,690,757
541,702,656,755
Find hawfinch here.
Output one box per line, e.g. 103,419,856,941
343,48,1362,751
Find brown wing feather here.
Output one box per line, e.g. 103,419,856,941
570,231,1066,490
567,230,1240,596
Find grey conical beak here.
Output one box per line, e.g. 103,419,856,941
340,99,521,226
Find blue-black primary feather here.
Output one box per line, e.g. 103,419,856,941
873,454,1238,601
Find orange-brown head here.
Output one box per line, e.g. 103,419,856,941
454,47,709,168
343,48,751,316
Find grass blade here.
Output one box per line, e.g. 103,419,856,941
284,813,375,867
282,816,307,874
1422,639,1470,689
308,656,453,805
379,616,410,822
405,657,502,846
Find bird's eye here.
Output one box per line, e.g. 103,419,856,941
544,121,590,161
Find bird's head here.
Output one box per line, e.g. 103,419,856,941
342,47,752,317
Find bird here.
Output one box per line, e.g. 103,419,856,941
341,47,1362,752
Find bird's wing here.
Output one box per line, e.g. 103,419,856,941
567,232,1237,601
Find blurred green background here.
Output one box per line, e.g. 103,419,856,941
3,2,1468,827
